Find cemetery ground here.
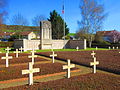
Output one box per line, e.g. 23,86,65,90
0,48,120,89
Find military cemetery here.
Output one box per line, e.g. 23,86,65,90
0,0,120,89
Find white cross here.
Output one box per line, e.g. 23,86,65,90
22,62,40,85
109,46,111,50
5,47,11,53
50,51,57,63
28,50,37,64
116,47,118,49
14,49,20,58
76,46,79,51
63,59,75,78
91,51,96,58
96,47,98,50
90,57,99,74
113,47,115,49
1,53,13,67
19,47,24,53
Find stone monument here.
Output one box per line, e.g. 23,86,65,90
40,21,52,49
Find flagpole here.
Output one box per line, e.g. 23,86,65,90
62,0,66,49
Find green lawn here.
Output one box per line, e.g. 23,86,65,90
0,47,111,53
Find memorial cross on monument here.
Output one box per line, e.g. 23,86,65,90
14,49,20,58
50,51,57,63
22,62,40,85
90,57,99,73
91,51,96,58
28,49,37,64
63,59,75,78
1,53,13,67
5,47,11,53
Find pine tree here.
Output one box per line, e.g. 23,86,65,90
48,10,69,39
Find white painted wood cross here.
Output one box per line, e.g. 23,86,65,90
19,47,24,53
28,50,37,64
1,53,13,67
91,51,96,58
50,51,57,63
113,46,115,49
5,47,11,53
14,49,20,58
116,47,118,49
96,47,98,50
90,57,99,73
22,62,40,85
76,46,79,51
63,59,75,78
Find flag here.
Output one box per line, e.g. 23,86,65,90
62,4,64,14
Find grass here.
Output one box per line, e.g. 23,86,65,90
0,47,111,53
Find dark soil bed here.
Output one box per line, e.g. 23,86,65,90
3,73,120,90
36,50,120,74
0,62,77,81
0,55,48,65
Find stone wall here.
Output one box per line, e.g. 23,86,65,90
14,39,86,51
52,40,69,49
66,40,86,49
14,39,40,51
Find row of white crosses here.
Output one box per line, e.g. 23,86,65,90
90,51,99,73
1,47,24,67
109,46,119,50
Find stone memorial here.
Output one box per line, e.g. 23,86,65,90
1,53,13,67
90,57,99,73
40,21,52,49
22,62,40,85
63,59,75,78
50,51,57,63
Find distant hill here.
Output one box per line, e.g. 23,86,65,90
0,24,39,33
67,33,75,36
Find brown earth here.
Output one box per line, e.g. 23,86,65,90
0,62,77,81
3,73,120,90
36,50,120,74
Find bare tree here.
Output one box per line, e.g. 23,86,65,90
32,15,46,35
108,30,120,43
77,0,106,47
0,0,8,30
11,13,29,26
32,15,46,26
10,13,29,39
